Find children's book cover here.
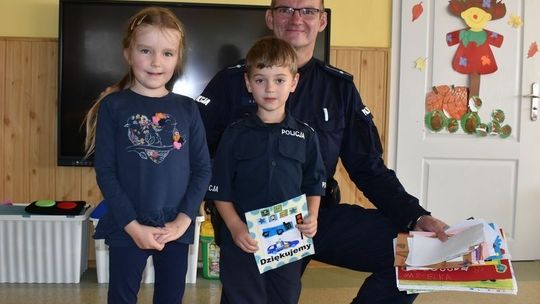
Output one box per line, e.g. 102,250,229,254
245,194,315,274
397,259,514,282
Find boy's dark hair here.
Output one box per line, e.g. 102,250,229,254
245,36,298,77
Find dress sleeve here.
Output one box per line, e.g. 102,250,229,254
177,101,212,219
94,98,138,228
446,30,461,46
487,30,503,48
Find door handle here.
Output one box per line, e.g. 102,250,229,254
524,83,538,121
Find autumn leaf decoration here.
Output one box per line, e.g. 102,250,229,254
528,42,538,58
412,2,423,22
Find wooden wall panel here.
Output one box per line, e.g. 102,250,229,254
0,38,102,206
55,166,83,201
0,40,5,201
4,40,32,202
29,41,57,201
359,50,388,149
82,167,102,204
330,47,389,208
331,47,389,154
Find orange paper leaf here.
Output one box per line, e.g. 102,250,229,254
412,2,423,22
528,42,538,58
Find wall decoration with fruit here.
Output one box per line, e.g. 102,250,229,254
424,0,513,138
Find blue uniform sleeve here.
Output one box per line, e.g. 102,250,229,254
94,98,138,229
205,127,236,202
196,68,230,155
176,101,212,220
197,64,254,157
301,130,327,196
340,85,429,230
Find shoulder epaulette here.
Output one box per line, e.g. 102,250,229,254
319,62,354,81
294,118,315,133
229,118,243,127
225,62,246,75
229,114,253,128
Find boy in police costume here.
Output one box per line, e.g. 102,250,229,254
199,0,450,303
206,36,326,303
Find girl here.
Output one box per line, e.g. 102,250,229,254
84,7,211,304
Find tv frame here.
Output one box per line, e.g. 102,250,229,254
57,0,331,166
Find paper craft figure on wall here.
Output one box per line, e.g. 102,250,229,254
424,84,512,138
446,0,506,97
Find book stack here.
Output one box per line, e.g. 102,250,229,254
394,219,518,294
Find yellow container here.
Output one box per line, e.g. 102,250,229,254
200,220,220,279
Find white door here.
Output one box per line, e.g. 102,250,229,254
391,0,540,260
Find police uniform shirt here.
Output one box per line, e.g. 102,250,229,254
198,58,429,231
206,112,326,218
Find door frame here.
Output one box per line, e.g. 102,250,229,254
388,0,403,171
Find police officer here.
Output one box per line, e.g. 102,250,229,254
199,1,449,303
206,37,326,303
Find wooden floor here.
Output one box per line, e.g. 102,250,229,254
0,261,539,303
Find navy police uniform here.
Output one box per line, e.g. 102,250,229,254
199,58,429,303
206,113,326,304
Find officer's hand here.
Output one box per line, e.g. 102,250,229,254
414,215,450,242
229,220,259,253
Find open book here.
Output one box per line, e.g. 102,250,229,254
245,194,315,274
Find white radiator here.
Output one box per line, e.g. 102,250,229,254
0,206,90,283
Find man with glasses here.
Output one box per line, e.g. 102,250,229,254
198,0,448,303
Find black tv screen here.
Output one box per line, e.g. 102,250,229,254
57,0,331,166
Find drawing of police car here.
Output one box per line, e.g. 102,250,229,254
267,239,300,254
262,221,294,238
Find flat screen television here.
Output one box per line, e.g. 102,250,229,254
57,0,331,166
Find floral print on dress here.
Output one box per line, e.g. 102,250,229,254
124,112,186,164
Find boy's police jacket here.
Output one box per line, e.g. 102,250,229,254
206,113,326,218
198,58,429,231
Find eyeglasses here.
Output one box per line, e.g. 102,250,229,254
273,6,322,19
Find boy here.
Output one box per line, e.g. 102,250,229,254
206,36,326,304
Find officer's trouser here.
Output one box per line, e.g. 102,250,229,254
305,204,418,304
